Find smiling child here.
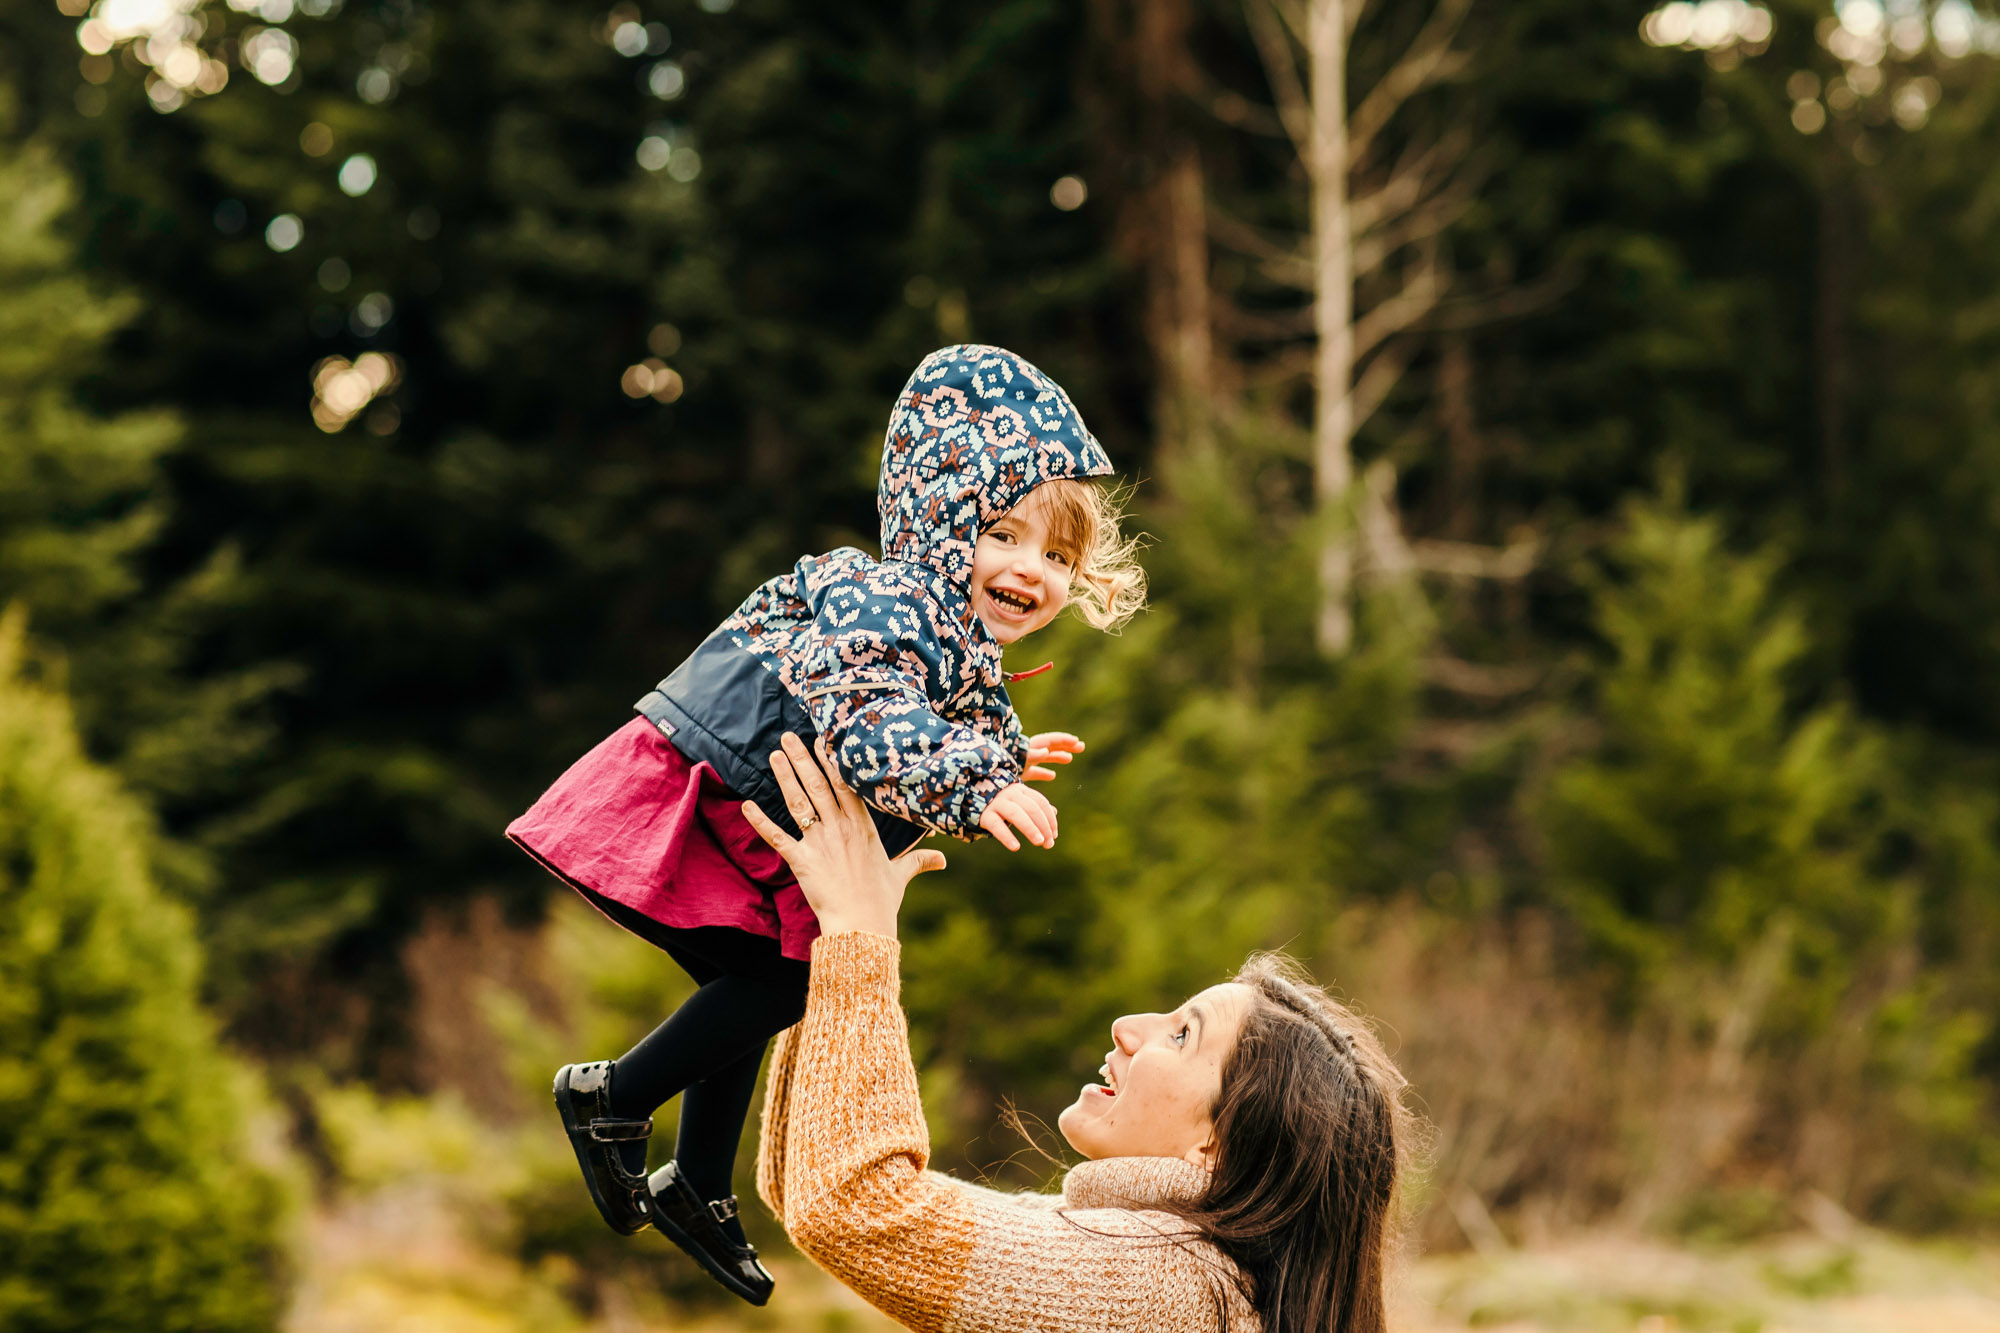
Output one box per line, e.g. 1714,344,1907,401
504,344,1146,1304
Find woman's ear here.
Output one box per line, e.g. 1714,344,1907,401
1183,1128,1220,1169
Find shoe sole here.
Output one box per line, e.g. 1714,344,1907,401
651,1208,772,1306
552,1065,652,1236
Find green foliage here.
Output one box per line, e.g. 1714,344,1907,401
1538,487,1889,984
1535,488,1997,1224
0,617,287,1333
0,120,289,899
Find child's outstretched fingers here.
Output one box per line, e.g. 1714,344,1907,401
978,805,1023,851
1024,732,1085,783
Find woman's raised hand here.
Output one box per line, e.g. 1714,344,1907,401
741,733,946,940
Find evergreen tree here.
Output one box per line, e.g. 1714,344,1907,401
1535,487,1996,1223
0,614,287,1333
0,0,1144,1045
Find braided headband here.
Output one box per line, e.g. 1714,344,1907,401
1257,974,1358,1062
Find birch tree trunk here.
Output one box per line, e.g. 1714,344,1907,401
1310,0,1355,656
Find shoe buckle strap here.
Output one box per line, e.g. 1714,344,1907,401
707,1195,739,1225
585,1116,654,1142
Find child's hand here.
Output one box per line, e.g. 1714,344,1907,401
978,781,1059,851
1023,732,1085,783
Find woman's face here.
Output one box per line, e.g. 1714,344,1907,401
1058,982,1253,1164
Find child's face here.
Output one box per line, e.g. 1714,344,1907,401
968,492,1075,645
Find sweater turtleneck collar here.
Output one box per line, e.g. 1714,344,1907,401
1060,1156,1211,1212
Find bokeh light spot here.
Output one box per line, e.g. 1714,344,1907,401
648,60,684,99
1050,175,1087,211
265,213,304,251
338,153,378,196
312,352,401,431
241,26,297,85
301,122,334,156
351,292,394,335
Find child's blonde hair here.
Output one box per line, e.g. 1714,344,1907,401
1024,477,1148,631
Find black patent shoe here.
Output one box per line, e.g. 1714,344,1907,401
552,1061,655,1235
647,1160,774,1306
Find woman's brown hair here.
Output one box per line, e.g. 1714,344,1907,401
1179,954,1415,1333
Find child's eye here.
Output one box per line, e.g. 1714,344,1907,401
1046,549,1072,567
1173,1024,1189,1048
990,529,1015,544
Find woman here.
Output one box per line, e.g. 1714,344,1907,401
734,733,1417,1332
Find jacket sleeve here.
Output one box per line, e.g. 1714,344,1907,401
798,569,1021,840
759,933,1202,1333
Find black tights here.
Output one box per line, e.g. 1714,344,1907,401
580,890,808,1239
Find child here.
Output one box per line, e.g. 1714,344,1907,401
506,344,1145,1305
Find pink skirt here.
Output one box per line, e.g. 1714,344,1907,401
506,717,820,960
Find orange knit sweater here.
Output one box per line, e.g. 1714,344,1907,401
757,931,1259,1332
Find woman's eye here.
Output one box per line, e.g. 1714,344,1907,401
1173,1025,1189,1047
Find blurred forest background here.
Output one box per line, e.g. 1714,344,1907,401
3,0,2000,1328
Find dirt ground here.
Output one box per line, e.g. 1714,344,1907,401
287,1172,2000,1333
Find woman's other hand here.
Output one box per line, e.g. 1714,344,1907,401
742,732,946,939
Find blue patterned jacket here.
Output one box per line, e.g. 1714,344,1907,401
636,345,1114,855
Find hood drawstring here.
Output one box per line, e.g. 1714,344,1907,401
1003,661,1054,683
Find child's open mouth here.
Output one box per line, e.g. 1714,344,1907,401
986,586,1038,617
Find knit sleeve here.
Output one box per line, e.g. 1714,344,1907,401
798,567,1020,840
764,932,1232,1333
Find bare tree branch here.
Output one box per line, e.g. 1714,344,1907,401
1216,303,1319,340
1208,208,1313,280
1351,253,1443,362
1208,89,1292,138
1349,332,1417,427
1427,261,1583,331
1357,457,1416,579
1244,0,1313,161
1353,166,1481,278
1409,537,1540,579
1349,0,1474,162
1349,127,1472,237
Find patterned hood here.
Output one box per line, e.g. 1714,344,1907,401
877,344,1114,589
